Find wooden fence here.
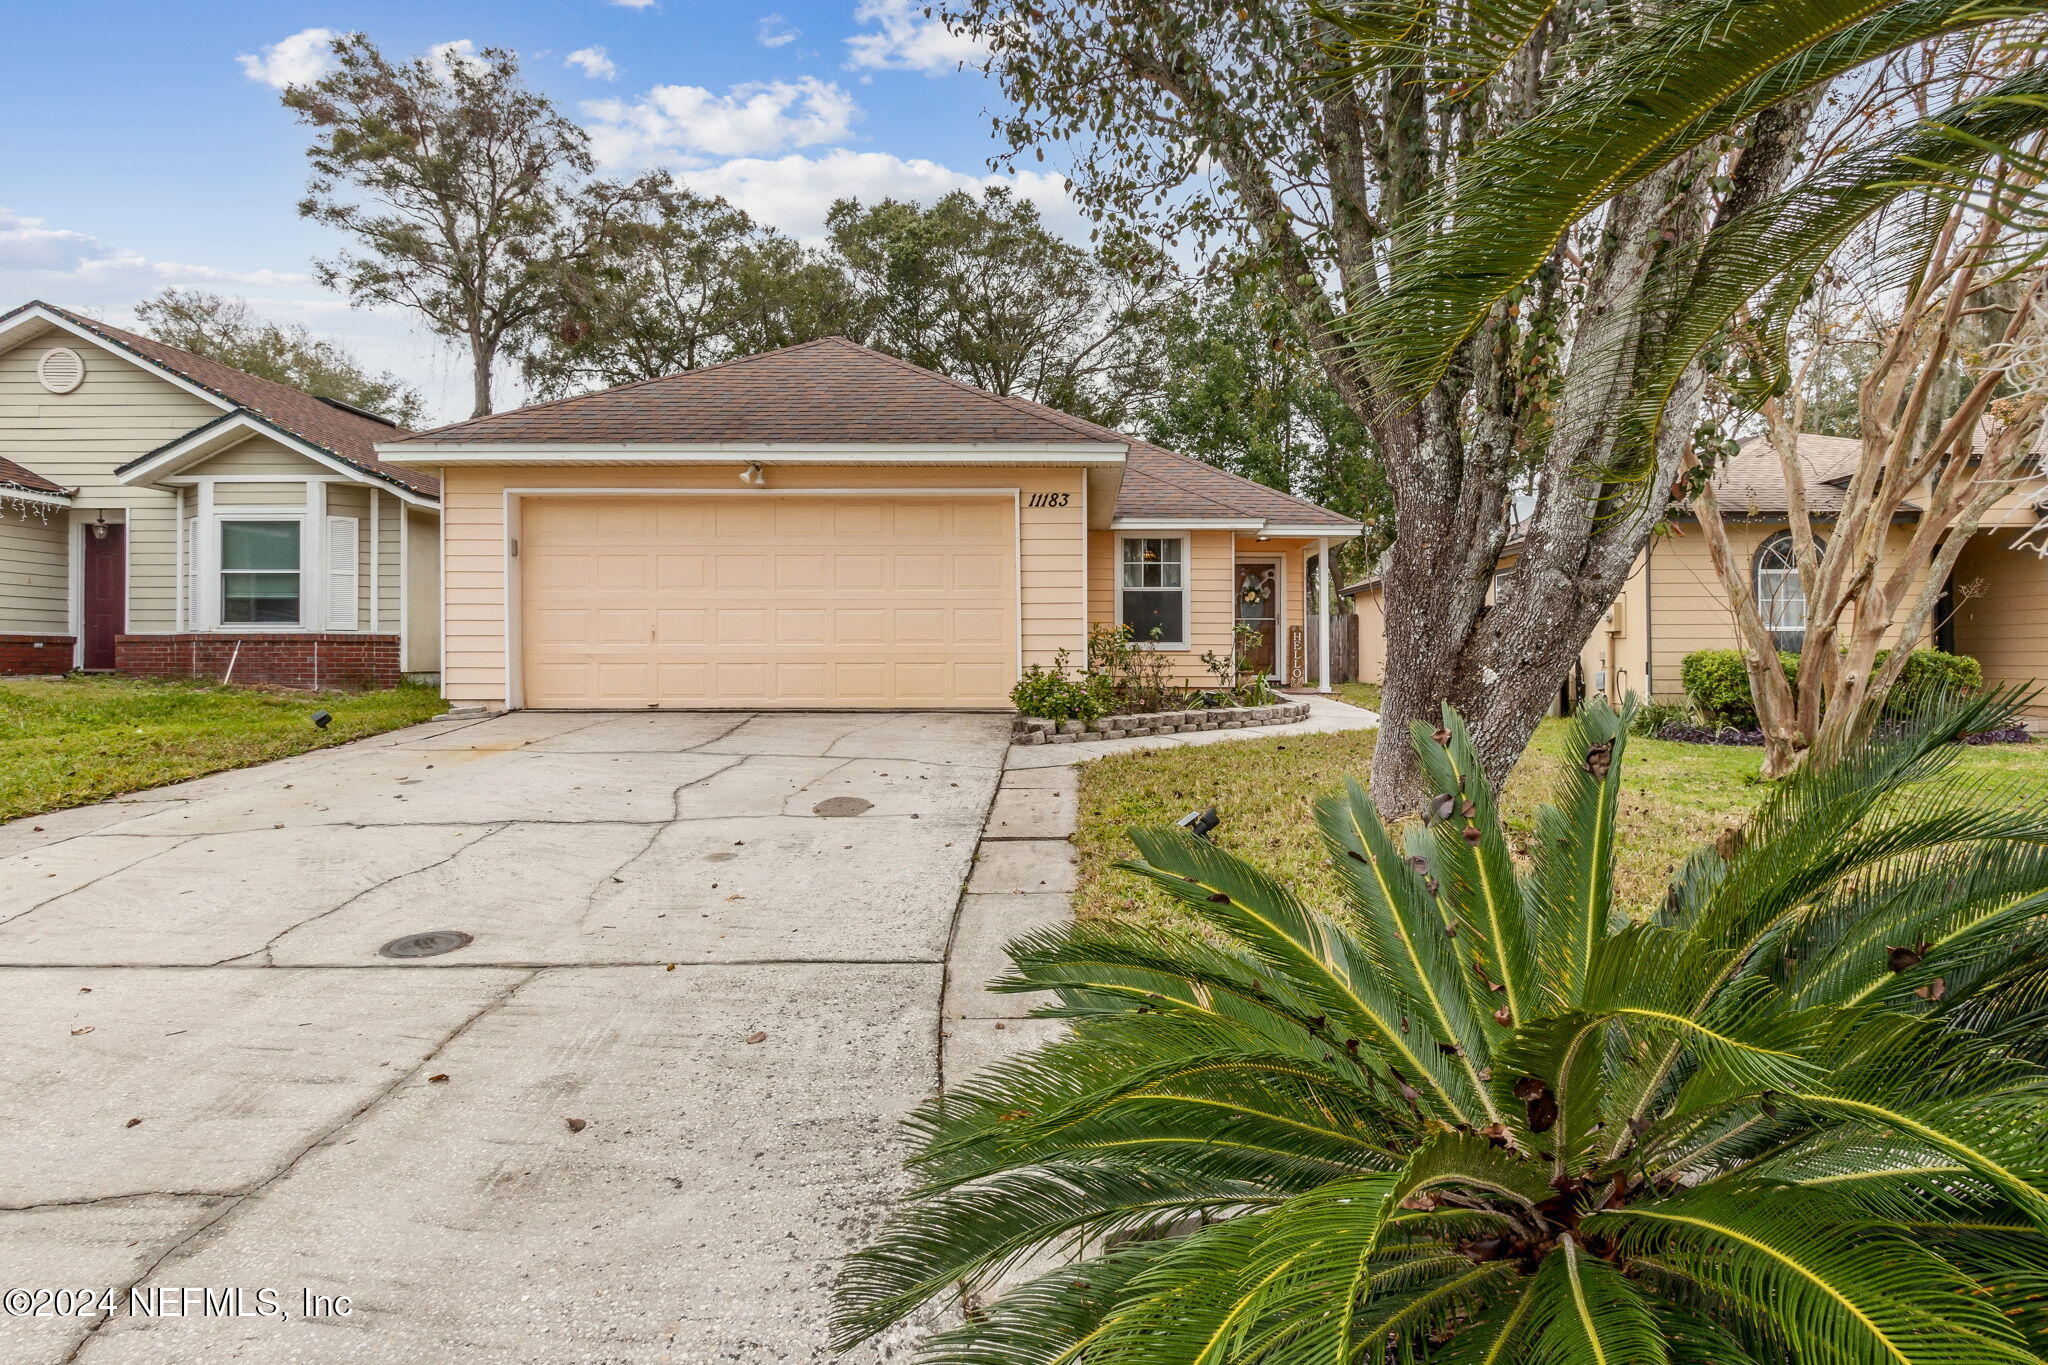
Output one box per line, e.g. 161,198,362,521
1293,613,1360,686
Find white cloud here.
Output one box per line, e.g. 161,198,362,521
583,77,861,166
757,14,800,48
564,46,618,80
0,209,308,289
676,151,1073,241
845,0,985,74
610,0,658,8
236,27,340,89
427,39,487,76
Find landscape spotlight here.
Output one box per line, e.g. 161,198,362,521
1176,806,1220,840
311,710,332,729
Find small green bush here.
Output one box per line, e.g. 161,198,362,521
1679,649,1796,729
1011,649,1105,722
1680,646,1982,727
1875,648,1984,716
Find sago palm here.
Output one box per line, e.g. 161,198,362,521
836,692,2048,1362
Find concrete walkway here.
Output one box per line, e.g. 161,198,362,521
0,710,1013,1364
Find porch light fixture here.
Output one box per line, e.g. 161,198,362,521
739,462,766,486
91,511,109,541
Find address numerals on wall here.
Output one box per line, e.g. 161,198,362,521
1026,492,1072,508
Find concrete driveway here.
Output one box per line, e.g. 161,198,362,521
0,709,1011,1363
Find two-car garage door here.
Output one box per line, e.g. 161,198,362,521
518,495,1017,708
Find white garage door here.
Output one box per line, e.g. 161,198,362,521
518,495,1017,708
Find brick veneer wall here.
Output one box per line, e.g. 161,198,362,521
115,634,401,691
0,634,75,675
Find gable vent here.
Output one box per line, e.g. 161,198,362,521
37,347,85,394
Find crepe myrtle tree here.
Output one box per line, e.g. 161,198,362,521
942,0,2048,810
835,692,2048,1362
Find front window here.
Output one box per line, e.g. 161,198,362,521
221,520,301,624
1754,532,1814,652
1120,536,1186,646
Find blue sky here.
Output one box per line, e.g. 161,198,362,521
0,1,1067,419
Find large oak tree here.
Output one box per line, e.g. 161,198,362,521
943,0,2048,808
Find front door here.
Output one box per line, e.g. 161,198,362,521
82,523,126,670
1235,561,1278,679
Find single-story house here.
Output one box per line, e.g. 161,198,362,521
1346,431,2048,717
0,301,440,687
385,337,1361,711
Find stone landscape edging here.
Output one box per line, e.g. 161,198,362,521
1010,699,1312,745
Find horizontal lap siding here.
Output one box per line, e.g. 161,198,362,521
1651,522,1936,701
0,337,219,633
1952,536,2048,716
0,509,68,633
437,464,1087,707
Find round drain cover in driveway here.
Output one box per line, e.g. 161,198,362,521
813,797,873,818
378,930,475,959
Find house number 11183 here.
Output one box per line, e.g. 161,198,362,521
1026,492,1071,508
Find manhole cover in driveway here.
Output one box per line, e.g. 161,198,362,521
378,930,475,959
813,797,874,818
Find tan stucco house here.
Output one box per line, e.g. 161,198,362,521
0,301,440,687
385,337,1361,711
1347,432,2048,718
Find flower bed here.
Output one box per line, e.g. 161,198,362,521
1013,699,1312,745
1655,721,2034,747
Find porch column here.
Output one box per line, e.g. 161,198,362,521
1316,537,1332,695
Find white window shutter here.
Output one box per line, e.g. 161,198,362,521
184,518,200,628
325,516,359,630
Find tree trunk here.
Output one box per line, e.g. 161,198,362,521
470,336,497,418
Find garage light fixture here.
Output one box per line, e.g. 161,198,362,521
739,462,766,486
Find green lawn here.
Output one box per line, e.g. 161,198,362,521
1075,688,2047,929
0,675,448,823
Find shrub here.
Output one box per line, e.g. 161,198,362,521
1009,649,1103,722
1681,647,1982,728
1875,647,1984,716
1626,698,1691,736
1679,649,1795,728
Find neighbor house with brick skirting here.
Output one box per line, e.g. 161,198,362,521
0,301,440,689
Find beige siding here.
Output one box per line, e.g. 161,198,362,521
405,506,440,672
213,482,310,507
375,492,401,633
1952,533,2048,718
194,436,326,478
0,506,68,633
436,465,1086,707
0,332,219,632
1354,586,1386,684
0,334,440,649
1647,521,1935,701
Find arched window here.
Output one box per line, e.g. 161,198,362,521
1753,532,1818,653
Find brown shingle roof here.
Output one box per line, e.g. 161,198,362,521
0,455,69,498
3,301,436,499
398,337,1118,448
1119,439,1357,528
400,336,1357,529
1713,432,1864,516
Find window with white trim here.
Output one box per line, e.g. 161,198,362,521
220,520,302,624
1119,536,1187,646
1754,532,1818,652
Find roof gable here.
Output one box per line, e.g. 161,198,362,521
0,301,437,499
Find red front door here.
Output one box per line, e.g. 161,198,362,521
82,524,126,670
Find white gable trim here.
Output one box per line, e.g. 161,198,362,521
0,304,237,415
119,415,437,508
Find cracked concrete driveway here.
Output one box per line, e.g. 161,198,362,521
0,709,1012,1363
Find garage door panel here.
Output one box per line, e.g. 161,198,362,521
521,495,1017,709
